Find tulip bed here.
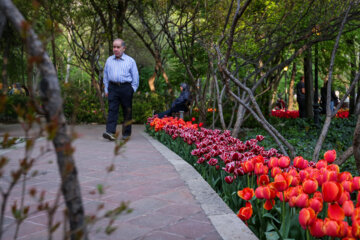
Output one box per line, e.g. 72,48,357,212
146,116,360,240
271,109,350,119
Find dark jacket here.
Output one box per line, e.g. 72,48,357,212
171,83,190,108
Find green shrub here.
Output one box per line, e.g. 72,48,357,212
0,95,29,122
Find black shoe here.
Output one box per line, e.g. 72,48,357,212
103,132,116,141
121,135,130,141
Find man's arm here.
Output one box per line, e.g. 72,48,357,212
130,60,139,92
103,59,109,97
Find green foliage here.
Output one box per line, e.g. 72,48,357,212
0,95,29,123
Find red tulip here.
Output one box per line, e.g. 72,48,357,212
353,177,360,191
302,178,319,194
199,122,203,127
225,176,234,184
342,180,354,193
294,156,307,169
343,200,355,217
309,197,323,213
295,193,309,208
255,186,264,199
339,171,353,182
299,207,316,229
337,191,350,206
309,218,325,238
257,175,269,186
237,202,253,222
191,117,196,122
324,150,336,163
262,185,276,200
237,187,255,201
278,156,290,168
322,181,343,202
328,203,345,221
315,159,328,169
323,218,341,237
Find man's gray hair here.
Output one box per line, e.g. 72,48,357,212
114,38,126,47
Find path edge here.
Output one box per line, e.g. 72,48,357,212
142,132,258,240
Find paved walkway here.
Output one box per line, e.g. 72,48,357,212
0,124,257,240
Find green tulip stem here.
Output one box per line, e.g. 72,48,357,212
306,229,310,240
247,174,250,188
282,192,285,223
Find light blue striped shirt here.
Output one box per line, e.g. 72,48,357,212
103,53,139,94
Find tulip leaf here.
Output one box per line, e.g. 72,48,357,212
265,231,280,240
263,213,280,224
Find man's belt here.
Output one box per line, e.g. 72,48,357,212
110,81,130,86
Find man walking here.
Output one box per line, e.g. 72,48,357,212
103,38,139,141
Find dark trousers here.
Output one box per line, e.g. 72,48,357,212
106,82,134,136
297,98,306,118
158,104,187,119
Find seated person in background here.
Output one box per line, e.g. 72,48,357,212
157,83,191,118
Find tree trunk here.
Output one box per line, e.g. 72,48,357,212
304,48,314,118
288,63,296,110
349,39,356,114
232,103,247,138
148,72,156,92
65,52,71,84
0,1,88,239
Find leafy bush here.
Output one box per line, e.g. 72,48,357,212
0,95,29,122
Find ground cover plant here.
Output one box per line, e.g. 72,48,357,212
146,116,360,240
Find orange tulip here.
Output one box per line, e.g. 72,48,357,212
343,200,355,217
242,161,254,173
324,150,336,163
237,202,253,222
352,207,360,222
271,167,282,178
338,221,349,238
237,187,255,201
323,217,341,237
302,178,319,194
352,219,360,238
309,218,325,238
254,162,268,175
268,157,278,169
264,199,275,210
327,164,340,173
273,173,292,192
328,203,345,221
262,185,276,200
299,207,316,229
322,181,343,202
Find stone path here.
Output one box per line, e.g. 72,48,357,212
0,124,257,240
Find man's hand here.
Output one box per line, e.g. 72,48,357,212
105,93,108,97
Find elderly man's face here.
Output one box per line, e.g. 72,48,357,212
113,40,125,58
